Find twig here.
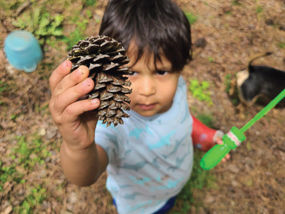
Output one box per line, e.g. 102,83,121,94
15,1,31,17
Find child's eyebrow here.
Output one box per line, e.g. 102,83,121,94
154,60,172,71
155,65,172,72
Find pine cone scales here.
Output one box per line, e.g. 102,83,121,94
67,35,132,127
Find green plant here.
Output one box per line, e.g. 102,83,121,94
62,28,87,50
86,10,93,18
224,74,232,93
224,74,239,105
0,80,8,94
189,79,213,106
12,136,51,170
256,6,263,14
0,0,21,16
197,114,215,129
12,6,64,45
14,185,47,214
83,0,97,7
232,0,242,6
185,12,198,24
62,12,89,50
277,42,285,49
0,161,24,192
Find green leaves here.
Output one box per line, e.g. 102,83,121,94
11,136,51,170
0,162,23,192
12,6,64,44
16,185,47,214
189,79,213,106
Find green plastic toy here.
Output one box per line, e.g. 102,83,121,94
200,88,285,170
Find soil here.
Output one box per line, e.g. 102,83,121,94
0,0,285,213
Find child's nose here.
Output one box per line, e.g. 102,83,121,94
138,76,156,96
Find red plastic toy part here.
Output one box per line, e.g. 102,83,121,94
191,116,224,152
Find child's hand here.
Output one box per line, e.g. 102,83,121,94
215,136,231,162
49,60,100,151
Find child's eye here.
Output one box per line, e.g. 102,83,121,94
156,70,168,75
128,71,138,76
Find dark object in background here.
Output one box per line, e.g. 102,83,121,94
194,38,207,48
236,52,285,106
67,35,132,127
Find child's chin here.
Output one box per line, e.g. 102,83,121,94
134,109,158,117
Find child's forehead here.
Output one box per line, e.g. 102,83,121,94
127,41,172,70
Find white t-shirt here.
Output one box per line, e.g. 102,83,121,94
95,76,194,214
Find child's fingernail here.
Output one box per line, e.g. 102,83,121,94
64,60,71,67
85,78,91,86
91,99,99,104
78,67,85,75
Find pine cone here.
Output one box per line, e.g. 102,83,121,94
67,35,132,127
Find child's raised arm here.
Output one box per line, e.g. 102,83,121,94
49,60,108,186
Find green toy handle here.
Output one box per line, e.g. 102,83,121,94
200,88,285,170
200,143,231,170
200,126,246,170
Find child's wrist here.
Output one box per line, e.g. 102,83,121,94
62,139,95,154
213,130,224,143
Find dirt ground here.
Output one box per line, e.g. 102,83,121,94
1,0,285,213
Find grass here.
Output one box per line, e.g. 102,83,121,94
0,135,52,212
277,42,285,49
256,5,263,14
13,185,47,214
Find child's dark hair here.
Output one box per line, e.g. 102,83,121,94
99,0,192,72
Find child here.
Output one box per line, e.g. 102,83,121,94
49,0,229,213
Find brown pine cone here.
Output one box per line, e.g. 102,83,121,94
67,35,132,127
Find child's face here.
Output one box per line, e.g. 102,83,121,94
126,44,181,117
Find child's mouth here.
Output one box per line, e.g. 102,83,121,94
138,103,156,111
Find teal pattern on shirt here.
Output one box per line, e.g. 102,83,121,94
95,76,194,214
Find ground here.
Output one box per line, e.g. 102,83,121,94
0,0,285,213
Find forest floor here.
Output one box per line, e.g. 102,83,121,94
0,0,285,213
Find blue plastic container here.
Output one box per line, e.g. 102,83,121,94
4,30,43,73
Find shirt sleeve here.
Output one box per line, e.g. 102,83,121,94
95,122,120,164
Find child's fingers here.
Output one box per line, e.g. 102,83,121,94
53,78,95,114
225,153,230,159
61,98,100,123
216,138,223,145
221,153,231,162
49,60,72,93
216,137,231,162
54,66,90,96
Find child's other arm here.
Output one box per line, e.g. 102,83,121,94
191,116,230,161
191,115,224,152
49,60,108,186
